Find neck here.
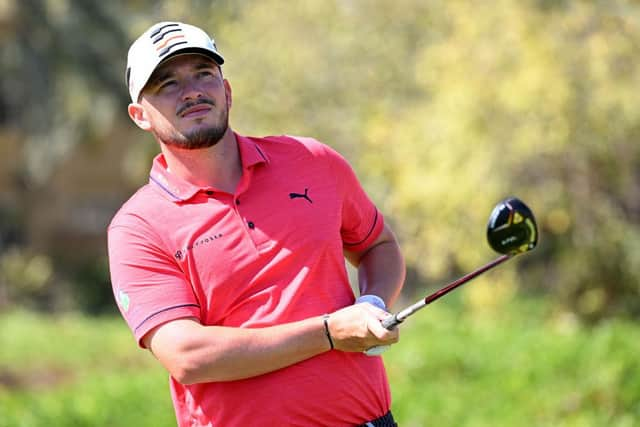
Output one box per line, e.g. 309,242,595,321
160,128,242,193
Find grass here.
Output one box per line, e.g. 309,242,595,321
0,311,175,427
385,299,640,426
1,299,638,426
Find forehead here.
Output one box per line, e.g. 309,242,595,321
152,53,219,78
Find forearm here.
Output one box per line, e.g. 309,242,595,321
350,223,405,308
357,240,405,307
148,316,330,384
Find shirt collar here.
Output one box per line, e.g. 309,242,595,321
236,133,270,168
148,132,269,202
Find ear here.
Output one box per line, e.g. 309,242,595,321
127,102,152,131
223,79,232,110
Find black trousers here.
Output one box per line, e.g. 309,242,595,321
357,411,398,427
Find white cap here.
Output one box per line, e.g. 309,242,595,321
125,22,224,102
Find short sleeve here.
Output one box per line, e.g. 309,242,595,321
322,145,385,252
108,218,201,347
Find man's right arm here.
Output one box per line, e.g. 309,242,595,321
110,215,398,385
143,302,398,385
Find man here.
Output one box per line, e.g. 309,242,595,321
108,21,405,426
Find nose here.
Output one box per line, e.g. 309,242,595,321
179,78,204,101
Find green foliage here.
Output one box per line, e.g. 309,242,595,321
0,249,54,310
386,300,640,426
2,1,639,319
1,373,174,427
1,304,638,426
0,311,175,427
211,0,640,320
2,4,639,425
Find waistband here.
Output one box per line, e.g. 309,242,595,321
358,411,397,427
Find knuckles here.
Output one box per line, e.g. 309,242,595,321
330,306,400,352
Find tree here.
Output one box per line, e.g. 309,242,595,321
2,0,639,320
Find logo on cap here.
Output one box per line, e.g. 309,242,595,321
151,23,188,59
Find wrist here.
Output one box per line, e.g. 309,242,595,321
322,314,334,350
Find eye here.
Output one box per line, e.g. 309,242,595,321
158,79,177,90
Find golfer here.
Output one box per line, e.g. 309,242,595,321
108,21,405,426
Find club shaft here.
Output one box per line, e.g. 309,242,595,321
382,254,512,329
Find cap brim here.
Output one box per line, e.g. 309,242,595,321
161,47,224,66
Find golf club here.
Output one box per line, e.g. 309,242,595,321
382,196,538,330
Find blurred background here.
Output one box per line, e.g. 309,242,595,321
1,1,639,426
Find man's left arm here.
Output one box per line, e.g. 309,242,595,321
344,222,406,309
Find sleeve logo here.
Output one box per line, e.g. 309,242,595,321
118,290,130,313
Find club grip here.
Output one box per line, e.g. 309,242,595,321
382,314,403,330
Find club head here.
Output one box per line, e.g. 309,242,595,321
487,197,538,255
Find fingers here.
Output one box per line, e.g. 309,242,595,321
356,300,398,340
367,312,398,341
326,304,399,353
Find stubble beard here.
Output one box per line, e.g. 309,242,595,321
156,106,229,150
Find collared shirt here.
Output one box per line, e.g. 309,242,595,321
108,133,389,426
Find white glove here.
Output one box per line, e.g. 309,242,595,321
355,295,391,356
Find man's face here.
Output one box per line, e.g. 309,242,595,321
137,54,231,149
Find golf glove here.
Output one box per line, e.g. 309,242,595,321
355,295,391,356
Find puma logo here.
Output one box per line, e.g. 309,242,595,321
289,188,313,204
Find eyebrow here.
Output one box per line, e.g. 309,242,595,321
149,60,219,87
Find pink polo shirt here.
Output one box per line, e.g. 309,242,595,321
108,133,390,426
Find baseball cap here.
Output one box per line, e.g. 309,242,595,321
125,21,225,102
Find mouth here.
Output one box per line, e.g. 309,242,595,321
181,105,212,119
178,100,215,118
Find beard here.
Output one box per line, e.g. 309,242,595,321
155,100,230,150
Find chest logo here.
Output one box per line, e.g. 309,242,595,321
289,188,313,204
174,233,224,260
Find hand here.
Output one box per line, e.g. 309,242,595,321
355,294,393,356
326,303,398,353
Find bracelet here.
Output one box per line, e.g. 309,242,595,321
322,314,334,350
